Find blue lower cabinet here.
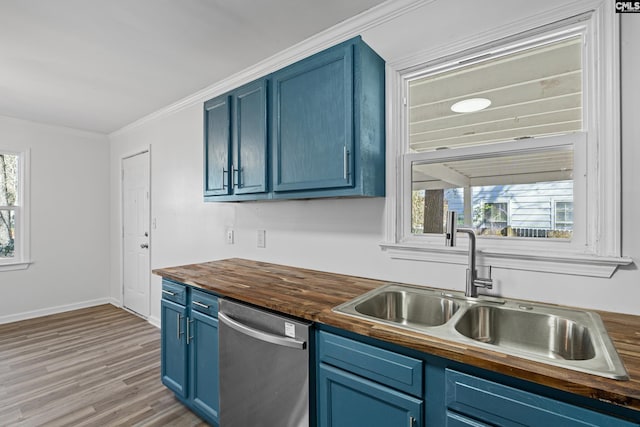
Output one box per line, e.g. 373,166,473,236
318,327,638,427
445,369,637,427
161,281,220,426
190,310,220,423
319,363,423,427
161,299,188,399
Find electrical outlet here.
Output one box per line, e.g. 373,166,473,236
257,230,266,248
226,229,234,244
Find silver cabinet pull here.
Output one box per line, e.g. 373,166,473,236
219,312,306,350
343,146,349,179
162,289,176,297
233,167,241,188
177,313,184,341
187,318,194,345
192,301,210,309
231,164,238,188
222,168,228,189
409,416,416,427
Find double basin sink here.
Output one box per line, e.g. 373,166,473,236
333,284,628,380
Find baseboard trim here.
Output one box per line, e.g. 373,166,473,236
0,298,114,325
148,315,161,329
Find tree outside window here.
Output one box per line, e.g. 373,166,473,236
0,153,18,258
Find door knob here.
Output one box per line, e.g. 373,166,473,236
140,243,149,249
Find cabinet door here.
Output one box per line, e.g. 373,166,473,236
161,299,188,398
204,95,232,196
319,363,422,427
190,310,220,424
445,369,638,426
234,79,268,195
272,42,354,192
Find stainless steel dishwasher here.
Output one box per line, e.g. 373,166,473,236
218,298,311,427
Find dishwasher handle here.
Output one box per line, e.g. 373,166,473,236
219,311,307,350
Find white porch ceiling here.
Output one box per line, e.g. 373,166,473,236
409,36,583,151
410,36,580,190
0,0,387,134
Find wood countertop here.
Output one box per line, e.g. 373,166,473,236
153,258,640,414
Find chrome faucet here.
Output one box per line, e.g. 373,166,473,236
445,211,493,298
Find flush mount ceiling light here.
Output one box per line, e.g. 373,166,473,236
451,98,491,113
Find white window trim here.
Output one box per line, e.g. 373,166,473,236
381,0,632,278
0,149,31,272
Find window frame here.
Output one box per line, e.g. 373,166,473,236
381,1,631,278
0,149,30,271
400,135,587,253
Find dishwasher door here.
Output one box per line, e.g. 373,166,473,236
218,298,311,427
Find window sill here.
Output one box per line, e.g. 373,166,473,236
0,260,32,272
379,242,633,278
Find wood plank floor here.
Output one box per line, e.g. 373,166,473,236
0,304,209,426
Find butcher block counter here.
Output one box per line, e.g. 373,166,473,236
153,258,640,415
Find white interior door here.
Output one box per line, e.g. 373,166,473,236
122,151,150,317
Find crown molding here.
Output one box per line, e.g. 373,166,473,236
109,0,432,138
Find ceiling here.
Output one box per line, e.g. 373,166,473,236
410,36,581,190
409,36,582,152
0,0,387,134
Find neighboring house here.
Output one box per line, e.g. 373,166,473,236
444,181,574,237
412,181,574,237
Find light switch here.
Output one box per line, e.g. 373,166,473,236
257,230,266,248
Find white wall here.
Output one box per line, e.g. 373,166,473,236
0,115,110,323
109,0,640,323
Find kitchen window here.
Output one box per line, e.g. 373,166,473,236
0,150,30,271
382,4,630,277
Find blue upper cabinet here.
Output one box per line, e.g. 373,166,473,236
272,41,354,192
204,79,269,201
234,79,268,195
271,36,385,199
204,95,232,197
204,36,385,202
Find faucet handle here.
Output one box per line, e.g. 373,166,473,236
474,265,493,290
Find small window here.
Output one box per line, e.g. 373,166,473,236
554,201,573,230
0,150,29,270
479,202,508,232
0,153,18,259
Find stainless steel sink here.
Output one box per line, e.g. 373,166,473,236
334,285,460,329
353,289,460,327
454,305,595,361
333,284,629,380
